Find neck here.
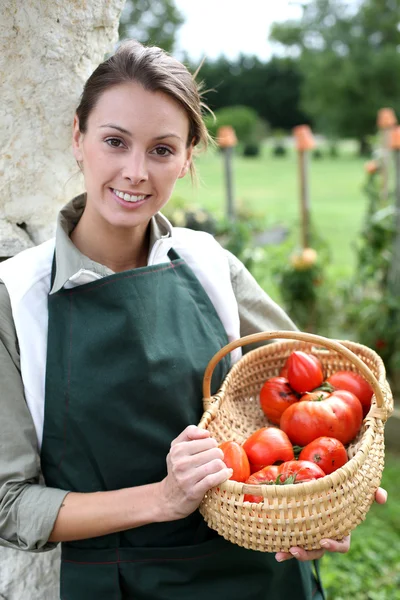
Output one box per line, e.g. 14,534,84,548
71,210,151,272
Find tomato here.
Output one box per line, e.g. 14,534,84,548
299,436,348,474
259,377,299,425
278,460,326,483
326,371,373,417
243,465,279,502
280,389,363,446
242,427,294,473
286,351,324,394
219,441,251,482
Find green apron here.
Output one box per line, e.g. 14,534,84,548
41,248,324,600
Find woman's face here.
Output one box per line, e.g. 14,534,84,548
72,81,193,231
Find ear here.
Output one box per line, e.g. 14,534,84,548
178,143,194,179
72,114,84,162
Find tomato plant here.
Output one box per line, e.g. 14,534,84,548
326,371,373,417
242,427,294,473
259,376,299,424
219,441,251,482
280,389,363,446
243,465,279,502
278,460,326,483
299,436,348,474
285,351,324,393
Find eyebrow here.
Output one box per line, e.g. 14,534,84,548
100,124,183,141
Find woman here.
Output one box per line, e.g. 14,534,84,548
0,41,387,600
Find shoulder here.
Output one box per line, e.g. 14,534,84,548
0,239,55,291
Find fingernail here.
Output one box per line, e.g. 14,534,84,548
290,551,300,557
320,540,329,548
382,489,388,502
275,555,285,562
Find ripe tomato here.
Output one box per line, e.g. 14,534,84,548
299,436,348,474
243,465,279,502
259,377,299,425
219,441,251,482
242,427,294,473
280,389,363,446
278,460,326,483
286,351,324,394
326,371,373,417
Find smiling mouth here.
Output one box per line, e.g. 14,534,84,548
112,188,148,203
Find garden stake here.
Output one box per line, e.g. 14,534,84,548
388,126,400,298
377,107,397,204
293,125,316,249
217,126,238,221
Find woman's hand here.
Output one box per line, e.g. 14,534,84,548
158,425,232,522
275,486,388,562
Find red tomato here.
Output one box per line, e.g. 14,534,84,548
280,389,363,446
326,371,373,417
243,465,279,502
259,377,299,425
278,460,326,483
219,441,251,482
286,351,324,393
242,427,294,473
299,436,348,474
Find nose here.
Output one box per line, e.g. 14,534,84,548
122,149,148,184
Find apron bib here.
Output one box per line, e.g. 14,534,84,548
41,249,324,600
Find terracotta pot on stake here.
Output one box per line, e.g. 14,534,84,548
377,108,397,203
217,126,238,220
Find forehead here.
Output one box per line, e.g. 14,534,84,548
87,82,190,138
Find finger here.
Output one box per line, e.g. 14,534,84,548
171,425,211,446
374,487,388,504
287,547,325,561
192,467,233,495
171,437,220,460
275,552,294,562
319,535,351,553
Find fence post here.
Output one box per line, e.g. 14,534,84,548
217,126,238,221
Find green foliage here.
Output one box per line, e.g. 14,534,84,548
192,55,308,132
119,0,184,52
204,105,260,145
270,0,400,146
321,451,400,600
270,231,336,334
342,170,400,380
243,142,261,158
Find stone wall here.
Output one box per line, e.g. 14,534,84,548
0,1,125,597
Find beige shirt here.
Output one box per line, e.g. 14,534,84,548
0,195,296,551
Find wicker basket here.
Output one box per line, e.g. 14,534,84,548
198,330,393,553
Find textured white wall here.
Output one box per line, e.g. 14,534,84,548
0,1,125,597
0,0,125,250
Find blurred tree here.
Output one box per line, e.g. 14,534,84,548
190,54,309,131
119,0,184,53
270,0,400,153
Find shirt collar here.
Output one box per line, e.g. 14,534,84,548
50,193,172,294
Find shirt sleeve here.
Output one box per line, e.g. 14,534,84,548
226,251,298,352
0,281,69,552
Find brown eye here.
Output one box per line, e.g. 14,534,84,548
153,146,172,156
106,138,124,148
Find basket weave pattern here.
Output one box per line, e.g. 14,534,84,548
198,333,393,553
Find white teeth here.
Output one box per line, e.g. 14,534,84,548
113,189,146,203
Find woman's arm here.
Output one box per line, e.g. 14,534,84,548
49,425,231,542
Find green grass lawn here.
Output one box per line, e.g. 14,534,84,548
321,450,400,600
174,143,371,285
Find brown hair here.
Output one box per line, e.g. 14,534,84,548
76,40,211,179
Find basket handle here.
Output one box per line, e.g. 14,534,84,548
202,330,385,409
